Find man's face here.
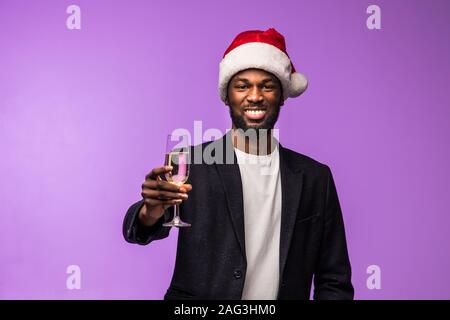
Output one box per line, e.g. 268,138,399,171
226,68,284,131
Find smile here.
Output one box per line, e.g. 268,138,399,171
244,109,266,120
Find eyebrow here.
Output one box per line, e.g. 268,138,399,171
232,77,276,83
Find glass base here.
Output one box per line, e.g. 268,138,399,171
163,217,191,228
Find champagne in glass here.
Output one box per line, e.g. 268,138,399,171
162,134,191,228
164,152,189,186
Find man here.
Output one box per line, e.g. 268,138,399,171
123,28,354,300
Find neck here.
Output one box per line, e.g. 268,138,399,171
231,127,275,155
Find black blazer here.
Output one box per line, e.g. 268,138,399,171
123,131,354,300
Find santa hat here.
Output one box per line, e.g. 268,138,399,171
219,28,308,102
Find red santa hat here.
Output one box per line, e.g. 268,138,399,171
219,28,308,102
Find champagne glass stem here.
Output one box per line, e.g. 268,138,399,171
173,204,180,222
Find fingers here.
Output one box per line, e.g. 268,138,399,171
141,189,188,201
142,179,182,192
145,166,173,180
143,198,182,207
179,184,192,193
144,166,187,193
141,166,192,213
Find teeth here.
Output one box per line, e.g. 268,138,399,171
245,110,266,115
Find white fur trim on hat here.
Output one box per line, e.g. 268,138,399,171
218,42,308,102
289,72,308,98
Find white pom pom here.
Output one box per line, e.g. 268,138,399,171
289,72,308,98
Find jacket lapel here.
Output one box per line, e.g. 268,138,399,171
278,145,304,282
213,131,246,259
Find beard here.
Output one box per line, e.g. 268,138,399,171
229,105,281,133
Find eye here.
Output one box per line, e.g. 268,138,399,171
263,85,275,90
235,85,247,90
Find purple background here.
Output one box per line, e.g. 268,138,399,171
1,0,449,299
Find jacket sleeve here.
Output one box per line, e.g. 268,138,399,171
122,200,171,245
313,166,354,300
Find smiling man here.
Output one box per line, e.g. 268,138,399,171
123,28,354,300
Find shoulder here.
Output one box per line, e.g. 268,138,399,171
189,139,215,156
280,145,332,178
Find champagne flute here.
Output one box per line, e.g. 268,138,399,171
162,134,191,228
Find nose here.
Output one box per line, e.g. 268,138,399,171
246,86,263,104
